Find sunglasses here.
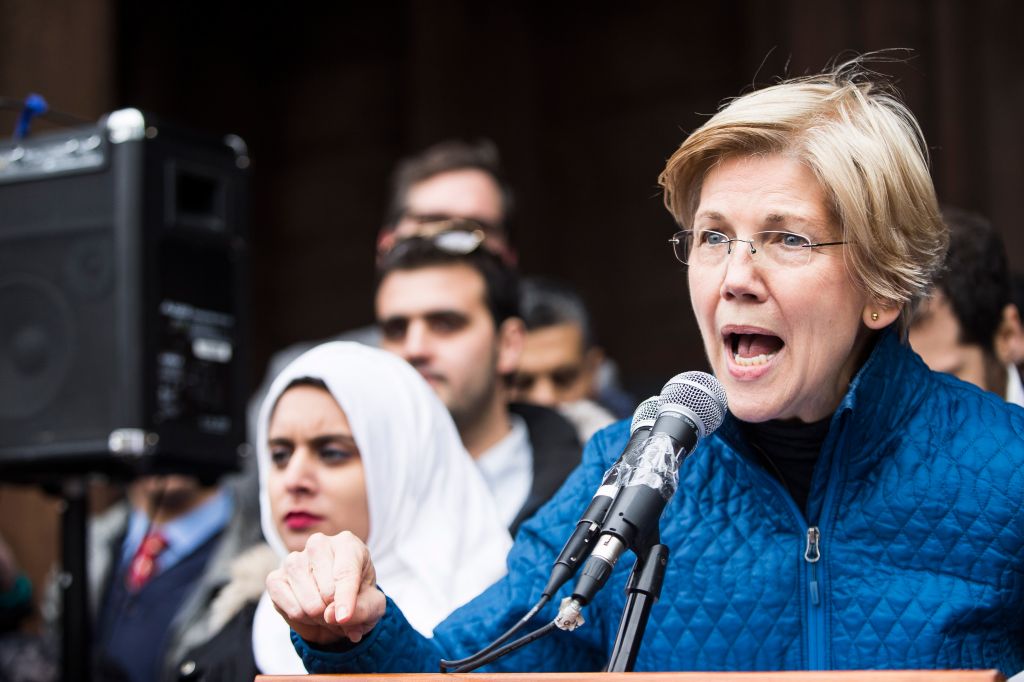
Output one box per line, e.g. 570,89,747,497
383,218,487,258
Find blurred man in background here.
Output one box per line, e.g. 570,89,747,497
43,475,261,682
1007,272,1024,374
511,276,632,440
375,233,580,534
909,207,1024,405
376,138,516,267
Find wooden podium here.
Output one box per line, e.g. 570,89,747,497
256,671,1005,681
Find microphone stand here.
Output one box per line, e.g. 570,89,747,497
605,533,669,672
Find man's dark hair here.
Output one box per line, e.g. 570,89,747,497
384,139,514,230
376,239,520,327
520,276,595,349
933,207,1011,353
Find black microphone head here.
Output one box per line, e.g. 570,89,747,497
657,371,728,438
629,396,660,434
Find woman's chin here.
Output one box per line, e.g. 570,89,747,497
731,409,776,424
279,526,316,551
724,392,788,424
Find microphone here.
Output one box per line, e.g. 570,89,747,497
445,396,663,672
563,372,727,613
541,396,661,599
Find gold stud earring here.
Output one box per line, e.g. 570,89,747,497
870,311,879,321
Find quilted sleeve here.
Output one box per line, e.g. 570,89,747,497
293,420,632,673
293,596,442,673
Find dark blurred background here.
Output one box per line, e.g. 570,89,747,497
1,0,1022,624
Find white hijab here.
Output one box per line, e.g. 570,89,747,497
251,342,512,673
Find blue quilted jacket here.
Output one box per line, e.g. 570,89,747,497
297,330,1024,674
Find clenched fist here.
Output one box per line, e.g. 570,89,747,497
266,531,387,645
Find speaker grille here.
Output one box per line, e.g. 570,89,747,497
0,275,75,420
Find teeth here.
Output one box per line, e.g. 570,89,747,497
734,352,774,366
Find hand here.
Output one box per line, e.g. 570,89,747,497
266,531,387,645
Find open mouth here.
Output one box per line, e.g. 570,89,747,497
727,331,785,367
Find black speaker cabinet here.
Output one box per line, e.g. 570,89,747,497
0,109,249,480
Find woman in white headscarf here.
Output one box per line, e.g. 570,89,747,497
178,342,511,679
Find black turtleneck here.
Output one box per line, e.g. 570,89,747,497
738,416,831,515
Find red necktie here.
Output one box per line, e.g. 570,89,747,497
126,531,168,592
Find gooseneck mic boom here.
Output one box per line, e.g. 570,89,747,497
541,396,661,598
562,372,727,616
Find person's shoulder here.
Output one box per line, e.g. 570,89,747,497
877,336,1023,443
177,599,259,681
206,543,278,634
589,415,630,442
509,402,580,447
917,369,1024,459
577,416,631,467
556,398,616,443
924,366,1023,419
89,499,130,539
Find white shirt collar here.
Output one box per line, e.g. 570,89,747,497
475,414,533,528
1005,364,1024,407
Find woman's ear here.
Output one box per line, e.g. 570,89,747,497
863,303,901,330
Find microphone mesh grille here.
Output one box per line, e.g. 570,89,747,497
629,396,661,434
658,371,728,435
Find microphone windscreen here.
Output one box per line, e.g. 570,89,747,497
657,371,728,436
629,396,660,434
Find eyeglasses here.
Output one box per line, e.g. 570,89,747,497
668,229,846,268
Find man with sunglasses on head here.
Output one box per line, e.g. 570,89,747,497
251,139,516,417
376,138,517,267
375,225,580,534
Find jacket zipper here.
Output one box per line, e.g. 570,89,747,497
734,462,829,668
726,426,841,671
804,526,821,605
804,524,825,669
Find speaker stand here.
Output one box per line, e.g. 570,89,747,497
57,478,91,682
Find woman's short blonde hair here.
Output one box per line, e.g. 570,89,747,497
659,59,948,335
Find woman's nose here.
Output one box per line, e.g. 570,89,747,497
282,449,317,492
720,243,766,301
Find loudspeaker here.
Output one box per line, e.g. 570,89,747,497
0,109,249,480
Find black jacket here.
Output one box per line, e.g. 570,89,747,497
176,601,257,682
507,403,581,535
